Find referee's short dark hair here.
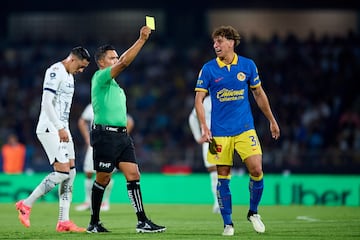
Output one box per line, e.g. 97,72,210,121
71,46,91,62
94,44,116,63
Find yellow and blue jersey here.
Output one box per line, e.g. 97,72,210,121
195,54,261,137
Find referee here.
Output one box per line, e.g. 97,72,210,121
86,26,166,233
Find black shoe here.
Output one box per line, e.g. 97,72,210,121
247,210,257,220
136,219,166,233
86,221,110,233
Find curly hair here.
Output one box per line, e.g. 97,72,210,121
212,25,241,47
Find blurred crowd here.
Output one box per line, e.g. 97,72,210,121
0,30,359,174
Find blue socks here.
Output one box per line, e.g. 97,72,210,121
217,175,264,225
249,177,264,213
217,178,232,225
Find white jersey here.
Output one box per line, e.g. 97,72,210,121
189,95,214,168
81,103,94,127
36,62,75,133
189,95,211,142
80,104,94,172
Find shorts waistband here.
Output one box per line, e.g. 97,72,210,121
93,124,127,133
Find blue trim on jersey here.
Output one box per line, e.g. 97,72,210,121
44,88,56,94
195,55,260,136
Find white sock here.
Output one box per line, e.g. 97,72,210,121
84,177,93,204
210,171,219,208
24,171,69,207
103,178,114,204
58,168,75,222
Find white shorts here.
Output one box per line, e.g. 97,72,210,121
83,145,95,173
202,141,215,168
37,132,75,164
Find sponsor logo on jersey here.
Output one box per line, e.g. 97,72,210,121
217,88,245,102
66,83,75,89
197,79,204,85
253,75,260,84
50,72,56,79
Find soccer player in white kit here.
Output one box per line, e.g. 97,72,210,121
15,47,91,232
188,95,220,213
76,103,135,212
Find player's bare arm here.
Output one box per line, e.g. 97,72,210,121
251,86,280,140
195,91,212,142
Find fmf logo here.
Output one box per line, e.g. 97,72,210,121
99,162,111,168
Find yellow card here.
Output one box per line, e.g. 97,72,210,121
146,16,155,30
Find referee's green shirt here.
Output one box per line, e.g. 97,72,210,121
91,67,127,127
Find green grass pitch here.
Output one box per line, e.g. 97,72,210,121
2,203,360,239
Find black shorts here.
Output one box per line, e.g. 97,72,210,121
90,127,136,173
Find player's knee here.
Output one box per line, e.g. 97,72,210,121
125,171,140,181
52,171,70,183
96,173,111,186
101,178,111,186
85,172,93,178
249,167,263,178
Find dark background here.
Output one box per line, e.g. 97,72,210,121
2,0,359,40
1,1,360,174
